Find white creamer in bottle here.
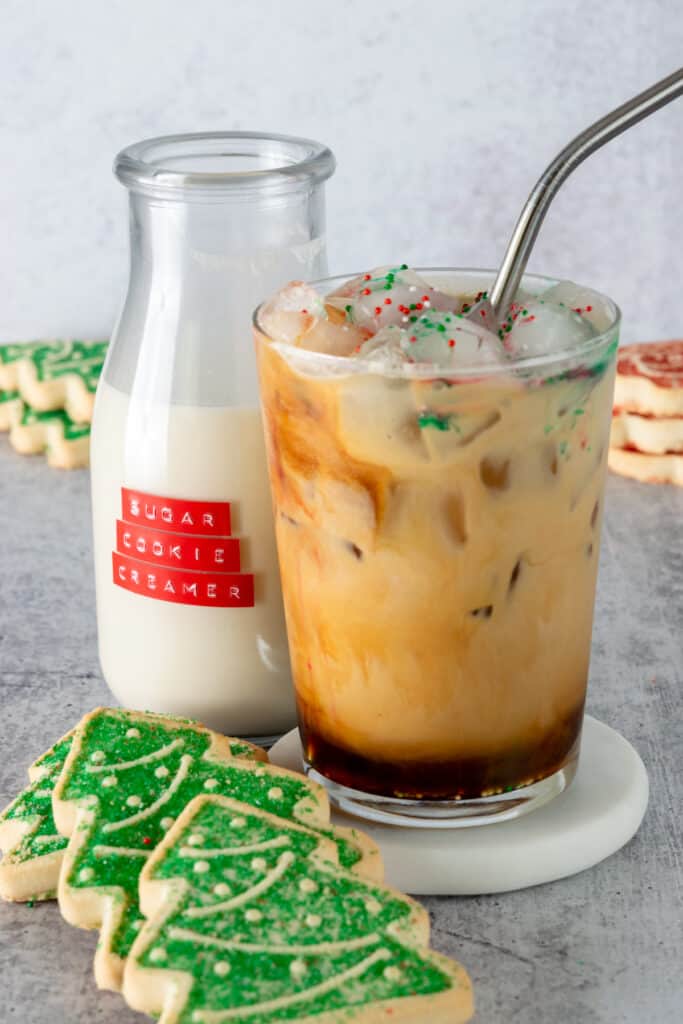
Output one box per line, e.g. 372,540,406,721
90,132,335,738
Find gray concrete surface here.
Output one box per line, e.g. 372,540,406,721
0,445,681,1023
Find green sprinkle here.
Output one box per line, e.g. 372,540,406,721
400,263,408,270
437,324,446,333
574,408,584,415
418,412,451,431
544,425,554,434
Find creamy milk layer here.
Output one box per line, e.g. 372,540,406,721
90,381,295,736
255,268,619,797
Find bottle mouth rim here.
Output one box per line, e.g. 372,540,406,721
114,131,335,198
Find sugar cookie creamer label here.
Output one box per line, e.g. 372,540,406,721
112,488,254,608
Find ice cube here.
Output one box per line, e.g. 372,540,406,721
356,326,413,369
540,281,613,332
402,311,503,368
326,265,461,332
295,318,370,356
504,298,598,359
258,282,326,344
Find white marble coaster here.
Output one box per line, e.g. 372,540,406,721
269,716,649,895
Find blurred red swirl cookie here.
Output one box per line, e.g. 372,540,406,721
614,340,683,416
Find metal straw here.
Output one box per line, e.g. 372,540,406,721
473,67,683,325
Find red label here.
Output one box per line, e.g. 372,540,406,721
115,520,241,573
113,488,253,609
113,553,254,608
121,488,232,536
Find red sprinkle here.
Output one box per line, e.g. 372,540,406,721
142,837,152,846
410,336,417,343
363,274,372,281
415,302,424,310
361,288,371,296
301,308,308,314
586,305,593,312
375,306,382,315
384,298,392,305
448,338,456,347
421,295,430,302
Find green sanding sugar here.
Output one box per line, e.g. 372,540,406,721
0,340,108,390
58,711,364,961
133,799,452,1024
0,735,73,868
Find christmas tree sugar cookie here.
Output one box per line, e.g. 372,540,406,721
124,795,473,1024
0,342,44,389
9,406,91,469
53,709,380,992
0,339,108,423
0,732,73,902
0,389,24,431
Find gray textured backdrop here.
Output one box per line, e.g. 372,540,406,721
1,0,682,344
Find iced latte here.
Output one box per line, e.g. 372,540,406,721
255,267,619,824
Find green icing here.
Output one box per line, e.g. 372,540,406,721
59,711,363,962
0,389,21,405
136,799,451,1024
0,735,72,870
0,340,108,391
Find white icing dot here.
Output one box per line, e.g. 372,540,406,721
365,899,381,915
102,775,118,788
251,857,267,872
222,868,236,880
299,878,317,894
305,914,321,928
125,728,141,739
231,817,247,829
161,817,174,830
149,947,167,963
267,787,283,800
126,795,142,808
132,920,142,932
204,778,218,790
155,765,170,779
194,861,210,874
384,966,402,982
214,961,231,977
290,959,307,978
245,908,262,923
90,750,106,764
214,883,231,897
79,867,95,882
187,833,205,847
254,768,266,778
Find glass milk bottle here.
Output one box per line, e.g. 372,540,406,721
91,132,334,740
